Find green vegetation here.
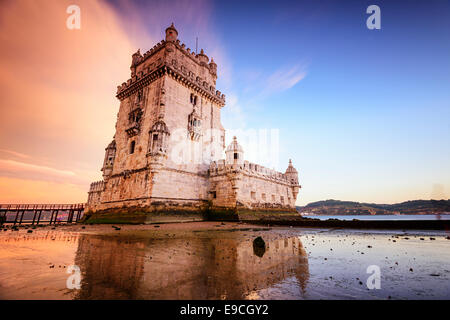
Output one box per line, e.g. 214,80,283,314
296,199,450,215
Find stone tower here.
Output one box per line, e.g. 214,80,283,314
86,24,301,220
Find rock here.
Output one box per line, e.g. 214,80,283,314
253,236,266,258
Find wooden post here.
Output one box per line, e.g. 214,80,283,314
50,210,55,225
32,207,37,225
13,206,20,226
36,210,42,225
18,210,25,226
54,210,59,224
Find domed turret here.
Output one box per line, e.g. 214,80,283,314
197,49,209,66
165,23,178,42
226,136,244,165
209,57,217,78
285,159,299,185
102,140,116,179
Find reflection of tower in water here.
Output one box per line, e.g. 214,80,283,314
73,232,309,299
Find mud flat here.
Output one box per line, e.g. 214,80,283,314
0,221,449,299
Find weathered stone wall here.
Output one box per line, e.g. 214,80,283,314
151,167,209,201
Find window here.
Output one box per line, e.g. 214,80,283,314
281,196,284,204
262,193,266,201
136,89,143,103
272,195,276,202
251,191,256,200
212,191,217,199
153,134,158,141
234,153,238,159
130,141,136,154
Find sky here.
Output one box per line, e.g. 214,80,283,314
0,0,449,205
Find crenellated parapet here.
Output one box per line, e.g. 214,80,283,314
89,180,105,193
116,23,225,106
209,160,295,186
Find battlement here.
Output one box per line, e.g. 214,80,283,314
89,180,105,193
116,43,225,105
209,160,292,185
117,24,224,104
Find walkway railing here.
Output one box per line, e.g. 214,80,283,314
0,203,85,226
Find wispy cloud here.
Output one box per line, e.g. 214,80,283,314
0,149,30,159
0,159,76,178
265,64,307,94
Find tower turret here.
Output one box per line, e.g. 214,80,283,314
226,136,244,165
209,58,217,81
165,23,178,42
197,49,209,66
285,159,300,203
101,140,116,179
285,159,299,185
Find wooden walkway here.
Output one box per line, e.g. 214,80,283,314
0,204,85,226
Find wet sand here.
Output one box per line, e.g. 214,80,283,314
0,222,448,299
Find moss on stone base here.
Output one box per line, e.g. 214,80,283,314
81,204,300,224
82,206,206,224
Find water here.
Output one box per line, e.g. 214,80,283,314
0,223,448,299
303,214,450,221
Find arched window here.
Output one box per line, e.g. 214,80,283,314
130,141,136,154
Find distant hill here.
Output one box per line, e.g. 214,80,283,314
296,199,450,215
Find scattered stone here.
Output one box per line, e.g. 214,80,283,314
420,238,425,240
409,268,413,272
430,237,435,240
359,281,363,285
253,236,266,258
429,274,440,277
367,245,372,248
392,240,396,242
